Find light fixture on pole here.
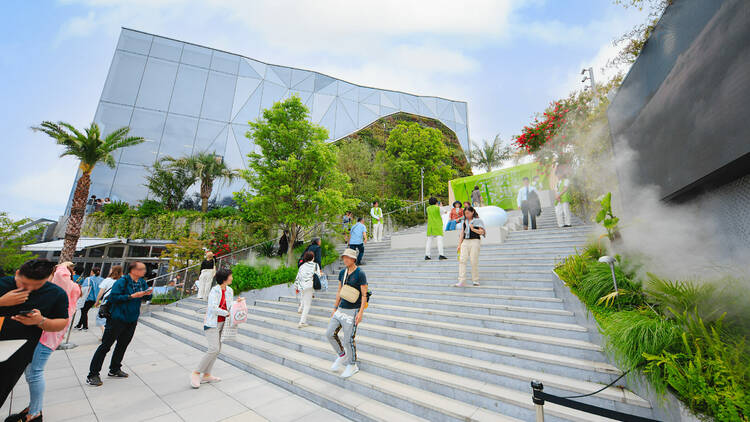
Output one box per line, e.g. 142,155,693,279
581,67,598,102
598,256,619,305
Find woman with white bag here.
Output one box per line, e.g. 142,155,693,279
190,269,244,388
196,251,216,300
295,251,321,328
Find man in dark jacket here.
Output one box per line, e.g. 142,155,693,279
86,261,152,386
302,238,322,268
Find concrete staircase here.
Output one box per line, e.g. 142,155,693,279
141,213,656,421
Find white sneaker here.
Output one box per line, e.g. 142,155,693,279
340,364,359,378
330,355,347,372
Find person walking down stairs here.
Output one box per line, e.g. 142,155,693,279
190,269,245,388
326,248,368,379
370,201,384,243
455,207,485,287
517,177,540,231
425,197,447,261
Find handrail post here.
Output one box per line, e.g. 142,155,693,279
531,380,545,422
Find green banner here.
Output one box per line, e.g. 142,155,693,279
451,162,549,210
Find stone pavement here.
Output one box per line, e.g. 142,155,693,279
1,324,351,422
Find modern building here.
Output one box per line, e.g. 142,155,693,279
608,0,750,250
67,28,470,209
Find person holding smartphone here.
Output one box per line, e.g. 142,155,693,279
86,261,152,387
0,259,69,408
454,207,486,287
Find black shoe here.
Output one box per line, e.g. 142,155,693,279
564,224,572,227
425,256,431,260
439,255,448,260
27,412,42,422
4,407,29,422
86,375,103,386
108,369,129,378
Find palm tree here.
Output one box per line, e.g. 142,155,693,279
165,153,238,212
144,160,197,210
471,134,512,173
32,122,144,262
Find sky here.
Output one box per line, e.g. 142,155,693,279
0,0,648,220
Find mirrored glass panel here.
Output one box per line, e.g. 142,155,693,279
200,71,235,122
150,37,182,62
120,108,165,165
181,44,212,68
110,163,149,204
210,50,240,74
169,64,208,117
158,114,198,160
135,57,178,111
194,120,227,154
94,102,133,137
101,51,147,105
117,30,152,55
88,164,118,199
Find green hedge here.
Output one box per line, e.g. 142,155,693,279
232,264,298,292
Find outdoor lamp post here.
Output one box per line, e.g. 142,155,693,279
598,255,618,294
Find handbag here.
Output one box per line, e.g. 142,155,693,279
97,287,113,319
230,300,248,325
339,270,360,303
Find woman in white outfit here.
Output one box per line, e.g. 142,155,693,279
190,268,244,388
295,251,320,328
197,251,216,300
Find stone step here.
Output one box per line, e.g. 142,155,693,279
140,315,433,422
156,307,651,420
361,281,557,297
315,288,566,309
356,267,552,276
354,262,556,272
341,275,555,287
267,297,587,339
147,311,524,422
174,302,619,381
240,303,605,361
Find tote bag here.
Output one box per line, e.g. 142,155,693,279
230,300,248,325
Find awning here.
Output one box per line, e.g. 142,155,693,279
22,238,125,252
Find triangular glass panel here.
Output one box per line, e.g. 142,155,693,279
363,103,380,116
334,101,356,139
289,90,313,109
314,74,335,92
419,97,437,118
338,81,356,99
238,58,262,78
339,98,357,127
311,93,335,123
399,93,418,114
380,105,398,117
232,77,262,119
358,103,379,128
270,65,292,87
263,66,286,87
232,83,263,124
453,103,465,125
291,69,313,89
380,92,395,109
319,100,337,140
259,80,288,113
223,127,245,170
246,59,266,81
437,99,454,122
316,78,338,95
232,124,253,154
384,91,400,110
194,120,227,154
358,87,378,104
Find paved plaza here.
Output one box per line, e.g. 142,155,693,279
1,324,350,422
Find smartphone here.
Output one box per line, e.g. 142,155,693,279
16,309,34,316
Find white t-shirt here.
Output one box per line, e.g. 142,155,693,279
98,277,117,301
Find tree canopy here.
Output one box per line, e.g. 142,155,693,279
471,135,513,173
0,213,43,275
383,122,455,199
235,96,353,266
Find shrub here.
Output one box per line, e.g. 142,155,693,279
555,253,590,288
601,310,682,373
581,240,607,261
137,199,165,217
232,263,297,293
206,206,239,219
577,262,642,308
255,241,276,258
103,200,129,216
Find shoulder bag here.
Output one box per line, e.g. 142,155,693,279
97,287,113,319
339,270,360,303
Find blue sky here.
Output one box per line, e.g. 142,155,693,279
0,0,647,220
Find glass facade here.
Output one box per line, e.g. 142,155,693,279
69,28,470,208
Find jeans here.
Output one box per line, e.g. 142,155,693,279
76,300,95,329
445,220,457,231
24,343,54,416
348,243,364,265
89,318,137,376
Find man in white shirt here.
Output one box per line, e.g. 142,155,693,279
517,177,538,230
370,201,383,243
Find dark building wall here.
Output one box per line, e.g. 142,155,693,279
608,0,750,203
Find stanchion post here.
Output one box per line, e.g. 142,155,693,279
57,309,78,350
531,380,545,422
